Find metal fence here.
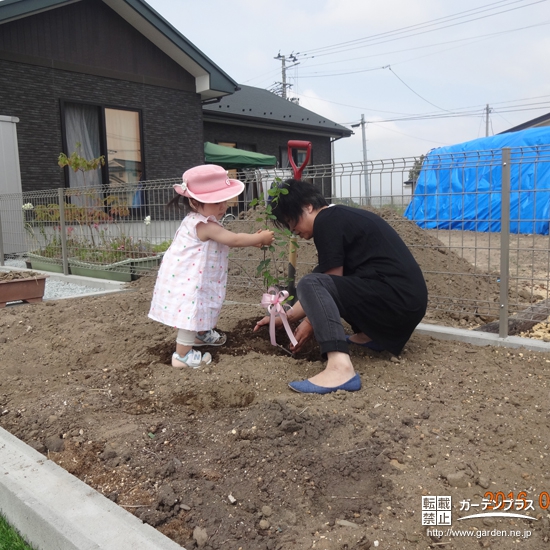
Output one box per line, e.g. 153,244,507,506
1,149,550,337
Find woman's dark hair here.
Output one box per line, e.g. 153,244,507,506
271,179,328,229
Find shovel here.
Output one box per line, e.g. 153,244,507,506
286,140,312,304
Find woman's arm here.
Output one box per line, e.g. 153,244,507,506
325,266,343,276
253,300,306,333
197,221,274,248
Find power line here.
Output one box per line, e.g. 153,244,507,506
294,88,550,122
387,66,452,113
300,0,521,56
296,20,549,74
298,0,547,59
366,103,550,124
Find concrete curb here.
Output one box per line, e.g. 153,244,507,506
0,427,185,550
0,265,130,301
416,322,550,353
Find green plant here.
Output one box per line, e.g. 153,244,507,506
58,142,105,178
152,240,172,253
0,513,36,550
249,180,298,297
407,154,425,184
23,203,64,258
23,189,134,259
66,214,166,265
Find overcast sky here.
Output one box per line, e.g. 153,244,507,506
147,0,550,164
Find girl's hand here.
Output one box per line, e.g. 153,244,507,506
255,229,275,247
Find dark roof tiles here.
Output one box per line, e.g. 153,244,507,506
203,84,351,138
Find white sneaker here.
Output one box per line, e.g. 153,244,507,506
195,329,227,346
172,349,212,369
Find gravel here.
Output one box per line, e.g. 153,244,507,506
3,258,106,300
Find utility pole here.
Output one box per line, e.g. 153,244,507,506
351,114,369,204
485,104,492,137
273,52,298,99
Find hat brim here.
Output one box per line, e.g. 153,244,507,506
184,178,245,203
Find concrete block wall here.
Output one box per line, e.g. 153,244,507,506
0,59,204,193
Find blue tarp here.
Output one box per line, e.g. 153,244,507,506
404,127,550,235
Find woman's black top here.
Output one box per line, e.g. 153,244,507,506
313,205,428,355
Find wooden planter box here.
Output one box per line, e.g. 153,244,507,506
0,274,48,308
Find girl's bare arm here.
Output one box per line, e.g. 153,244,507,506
197,221,274,248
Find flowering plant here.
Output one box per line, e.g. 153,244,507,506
23,203,68,258
24,198,169,266
71,218,164,264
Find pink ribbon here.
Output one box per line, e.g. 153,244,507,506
261,287,298,348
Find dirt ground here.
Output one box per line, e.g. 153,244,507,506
2,210,550,550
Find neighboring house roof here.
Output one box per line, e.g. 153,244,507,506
203,84,353,139
0,0,238,100
498,112,550,134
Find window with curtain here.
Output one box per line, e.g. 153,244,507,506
64,103,103,190
62,102,143,209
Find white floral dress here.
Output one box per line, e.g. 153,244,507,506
148,213,229,331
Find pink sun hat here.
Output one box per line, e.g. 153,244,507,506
174,164,245,203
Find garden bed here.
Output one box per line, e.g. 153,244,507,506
1,214,550,549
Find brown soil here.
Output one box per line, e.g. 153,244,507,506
1,210,550,550
0,270,43,281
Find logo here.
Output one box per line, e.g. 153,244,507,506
422,496,452,526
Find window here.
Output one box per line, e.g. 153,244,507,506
63,102,103,190
238,143,257,152
217,141,236,149
105,108,142,187
61,102,143,207
280,146,311,171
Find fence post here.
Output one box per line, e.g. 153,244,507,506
58,188,69,276
499,148,511,338
0,208,4,266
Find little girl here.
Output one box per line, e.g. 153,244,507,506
149,164,274,368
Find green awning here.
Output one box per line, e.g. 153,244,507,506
204,142,277,169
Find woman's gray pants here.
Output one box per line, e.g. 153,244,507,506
296,272,349,358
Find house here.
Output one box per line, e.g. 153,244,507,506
203,84,352,168
1,0,351,201
498,112,550,134
0,0,238,193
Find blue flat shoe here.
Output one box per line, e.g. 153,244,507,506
345,335,385,352
288,373,361,394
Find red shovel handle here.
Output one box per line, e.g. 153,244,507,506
287,140,312,179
